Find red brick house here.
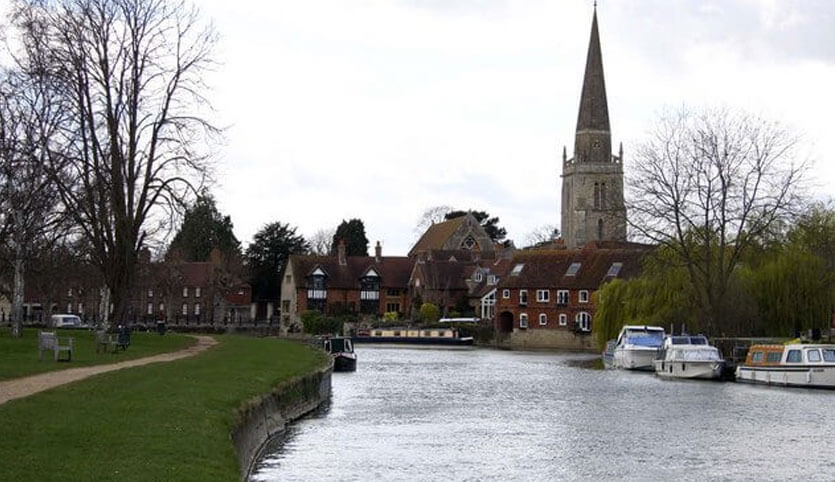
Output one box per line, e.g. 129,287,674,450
495,241,650,350
281,242,413,329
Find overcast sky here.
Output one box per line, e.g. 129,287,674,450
93,1,835,254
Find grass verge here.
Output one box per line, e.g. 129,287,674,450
0,328,195,381
0,335,329,481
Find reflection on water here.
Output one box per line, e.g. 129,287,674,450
251,345,835,481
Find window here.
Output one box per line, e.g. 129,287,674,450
579,290,589,303
824,349,835,362
386,302,401,313
67,288,73,297
461,235,477,250
538,313,547,325
557,290,569,305
510,264,524,276
194,303,201,316
786,350,802,363
606,262,623,277
78,302,84,314
597,219,604,240
386,288,401,296
565,262,581,276
575,312,591,332
751,351,764,363
67,303,72,314
807,349,822,363
502,289,510,299
559,314,567,326
195,287,201,298
147,289,153,298
519,313,528,329
183,287,189,297
360,271,381,314
285,275,292,283
159,303,165,313
181,303,188,315
474,271,483,282
487,275,497,285
536,290,550,303
766,352,782,363
519,290,528,305
147,303,153,315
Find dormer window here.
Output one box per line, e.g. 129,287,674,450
565,262,581,276
511,264,524,276
360,268,381,314
307,267,328,311
606,262,623,277
474,271,483,282
487,275,497,285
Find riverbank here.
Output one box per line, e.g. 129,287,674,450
0,335,329,481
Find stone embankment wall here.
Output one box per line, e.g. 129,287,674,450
232,362,332,479
493,330,596,351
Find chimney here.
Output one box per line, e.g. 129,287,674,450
375,241,382,263
337,239,347,266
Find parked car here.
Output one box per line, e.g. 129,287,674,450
50,314,83,328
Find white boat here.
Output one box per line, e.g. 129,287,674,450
654,335,724,380
736,343,835,389
611,325,665,371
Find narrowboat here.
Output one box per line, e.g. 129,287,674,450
611,325,665,370
653,335,724,380
323,336,357,372
353,327,474,346
736,343,835,389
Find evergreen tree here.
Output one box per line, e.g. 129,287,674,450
169,193,240,262
245,222,309,300
331,219,369,256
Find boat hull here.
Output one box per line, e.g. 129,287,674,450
654,359,723,380
352,336,474,346
613,347,657,371
736,365,835,389
333,353,357,372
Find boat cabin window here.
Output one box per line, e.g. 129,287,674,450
671,336,689,345
374,331,383,336
807,349,822,363
823,349,835,362
766,352,782,363
786,350,802,363
751,351,764,363
690,336,708,345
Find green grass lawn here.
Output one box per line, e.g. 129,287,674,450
0,335,329,481
0,328,195,381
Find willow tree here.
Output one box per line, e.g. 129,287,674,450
13,0,218,327
628,106,806,335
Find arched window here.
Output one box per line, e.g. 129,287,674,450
593,182,600,209
600,182,606,208
597,218,604,240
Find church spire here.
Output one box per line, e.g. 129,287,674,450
574,6,611,163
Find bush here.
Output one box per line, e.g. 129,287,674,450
419,303,440,324
300,310,343,336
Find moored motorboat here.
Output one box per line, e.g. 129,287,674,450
324,336,357,372
612,325,665,370
736,343,835,389
654,335,724,380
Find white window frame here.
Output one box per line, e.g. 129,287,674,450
195,287,201,298
473,271,483,282
78,302,84,314
147,289,153,298
575,312,591,332
67,288,73,297
194,303,201,316
182,303,188,315
159,303,165,313
536,289,550,303
559,313,567,326
487,275,497,285
579,290,589,303
67,302,72,314
557,290,569,305
538,313,547,325
502,289,510,299
519,290,528,305
183,287,189,298
147,303,153,315
519,313,528,329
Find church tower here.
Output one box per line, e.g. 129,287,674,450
560,6,626,249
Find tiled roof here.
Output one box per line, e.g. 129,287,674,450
290,255,413,289
498,244,651,290
414,260,474,291
408,216,466,256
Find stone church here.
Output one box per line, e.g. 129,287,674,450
560,6,627,249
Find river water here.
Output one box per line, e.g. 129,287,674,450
250,345,835,481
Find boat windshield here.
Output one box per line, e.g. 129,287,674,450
625,329,664,347
673,348,720,361
328,338,352,353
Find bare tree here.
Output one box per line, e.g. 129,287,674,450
523,224,560,248
414,205,454,239
628,106,807,334
308,228,335,256
12,0,219,328
0,70,66,337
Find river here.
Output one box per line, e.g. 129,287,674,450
250,345,835,481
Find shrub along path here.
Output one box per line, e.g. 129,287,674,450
0,335,216,405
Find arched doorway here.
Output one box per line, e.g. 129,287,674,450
498,311,514,334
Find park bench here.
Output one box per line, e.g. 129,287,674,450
38,331,73,362
95,330,118,353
